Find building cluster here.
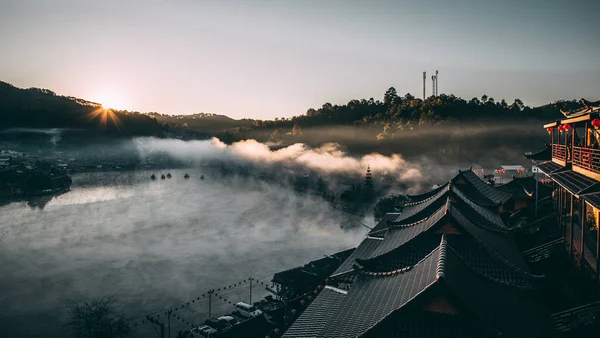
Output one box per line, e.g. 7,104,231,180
281,167,559,337
0,151,72,200
275,101,600,337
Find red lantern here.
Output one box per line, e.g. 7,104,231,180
317,285,323,290
564,124,571,130
558,125,564,132
592,119,600,128
274,328,280,335
300,300,306,306
481,169,484,173
308,296,313,301
325,279,330,284
314,290,318,295
291,309,297,316
547,127,552,133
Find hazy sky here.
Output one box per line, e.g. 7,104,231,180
1,0,599,119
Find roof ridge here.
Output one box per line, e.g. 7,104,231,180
436,235,447,281
354,237,445,277
403,183,449,206
386,200,449,229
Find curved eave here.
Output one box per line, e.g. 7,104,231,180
543,121,558,128
561,113,593,125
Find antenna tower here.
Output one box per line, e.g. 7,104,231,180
435,70,439,96
422,72,426,100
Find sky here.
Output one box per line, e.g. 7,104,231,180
1,0,599,119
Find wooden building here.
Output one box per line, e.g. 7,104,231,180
534,99,600,280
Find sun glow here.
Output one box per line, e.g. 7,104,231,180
92,91,127,110
87,107,123,129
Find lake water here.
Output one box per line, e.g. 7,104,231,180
0,169,366,337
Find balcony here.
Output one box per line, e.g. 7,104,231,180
552,144,568,165
572,147,600,181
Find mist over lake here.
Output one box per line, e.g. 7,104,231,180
0,169,367,337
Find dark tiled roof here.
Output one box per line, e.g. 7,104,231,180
443,248,558,338
551,169,599,195
370,186,449,234
498,176,554,199
322,241,443,338
457,170,512,205
524,146,551,161
451,185,508,232
368,202,448,258
363,311,502,338
286,233,553,337
357,234,444,273
405,183,449,203
447,235,539,289
282,286,347,338
273,249,355,285
583,192,600,210
536,161,564,175
330,238,382,277
448,205,531,272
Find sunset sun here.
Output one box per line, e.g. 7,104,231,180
92,91,127,110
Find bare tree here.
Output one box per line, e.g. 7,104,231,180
68,296,133,338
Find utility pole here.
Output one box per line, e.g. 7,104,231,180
208,289,215,318
167,310,172,338
146,315,165,338
533,172,538,220
249,277,254,304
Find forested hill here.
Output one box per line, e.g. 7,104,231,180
0,81,580,143
215,87,579,144
0,81,163,136
146,112,255,134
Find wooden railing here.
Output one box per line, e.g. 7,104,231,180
522,237,565,263
573,146,600,175
552,144,568,162
551,300,600,332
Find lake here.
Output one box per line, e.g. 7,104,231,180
0,169,367,337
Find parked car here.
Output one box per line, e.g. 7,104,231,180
205,317,230,331
234,302,263,318
217,315,239,326
190,325,217,337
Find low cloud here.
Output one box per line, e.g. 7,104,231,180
134,137,424,184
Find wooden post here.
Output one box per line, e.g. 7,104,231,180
558,186,562,235
570,194,575,256
581,200,586,265
596,208,600,277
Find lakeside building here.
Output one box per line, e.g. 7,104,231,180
534,99,600,279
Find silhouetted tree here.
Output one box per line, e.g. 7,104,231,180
384,87,399,106
68,296,133,338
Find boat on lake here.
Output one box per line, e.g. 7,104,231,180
167,173,172,179
161,174,166,179
200,175,205,180
151,174,156,180
184,173,190,179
